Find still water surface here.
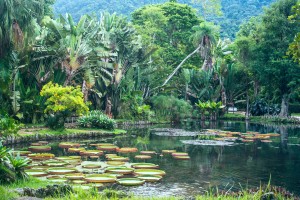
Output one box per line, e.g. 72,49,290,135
14,121,300,197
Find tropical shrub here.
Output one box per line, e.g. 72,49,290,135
151,95,192,122
40,82,89,129
0,141,30,184
195,101,224,120
250,99,280,116
136,105,154,120
0,115,22,137
78,110,116,130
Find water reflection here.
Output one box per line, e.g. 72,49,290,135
11,121,300,197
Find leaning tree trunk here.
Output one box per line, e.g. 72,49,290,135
279,95,289,117
105,96,112,118
246,92,250,120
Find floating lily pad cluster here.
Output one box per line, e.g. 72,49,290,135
181,129,280,146
22,141,176,188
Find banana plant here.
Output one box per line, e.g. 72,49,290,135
195,100,208,121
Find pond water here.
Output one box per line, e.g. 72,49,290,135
13,120,300,197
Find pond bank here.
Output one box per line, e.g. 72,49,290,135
1,128,126,145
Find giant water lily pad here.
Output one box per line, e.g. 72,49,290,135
136,175,162,182
28,153,55,160
162,150,176,154
48,178,68,183
97,145,118,151
28,146,51,152
131,163,159,169
13,151,31,156
82,163,102,169
173,156,190,160
68,148,85,153
135,155,152,160
117,147,138,153
42,160,68,167
134,169,166,176
106,161,125,166
171,152,188,157
181,140,235,146
59,142,80,149
85,174,116,183
47,167,77,175
90,143,114,147
72,180,87,184
80,150,103,156
140,151,156,155
65,173,85,180
25,169,48,177
117,178,145,186
105,167,134,174
107,156,129,161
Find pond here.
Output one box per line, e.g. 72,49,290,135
12,120,300,197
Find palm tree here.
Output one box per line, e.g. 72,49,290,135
161,22,218,87
0,0,46,58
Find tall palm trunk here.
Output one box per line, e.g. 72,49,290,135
279,95,289,117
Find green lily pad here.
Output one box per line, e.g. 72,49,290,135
106,161,125,166
47,167,77,175
136,175,162,182
117,178,145,186
85,174,116,183
173,155,191,160
105,167,134,174
28,153,55,160
140,151,156,155
131,163,159,169
42,161,68,167
108,156,129,161
82,163,102,169
48,178,68,183
80,150,103,156
134,169,166,176
97,145,118,151
162,150,176,154
65,173,85,180
171,152,188,156
72,180,87,184
28,146,51,152
135,155,152,160
12,151,32,156
59,142,80,149
25,169,48,177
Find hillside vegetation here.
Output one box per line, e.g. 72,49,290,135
53,0,274,38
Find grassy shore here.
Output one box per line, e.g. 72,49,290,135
18,127,126,136
220,113,300,124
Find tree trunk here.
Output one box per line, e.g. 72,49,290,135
246,93,250,120
279,95,289,117
82,80,88,102
162,44,201,87
105,96,112,118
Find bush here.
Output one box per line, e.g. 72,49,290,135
250,99,280,116
0,115,22,137
77,111,116,130
151,95,192,122
289,103,300,113
40,82,89,129
0,141,30,184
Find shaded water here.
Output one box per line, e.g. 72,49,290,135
13,121,300,197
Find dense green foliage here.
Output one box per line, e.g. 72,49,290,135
0,115,22,137
0,141,30,184
1,0,300,131
53,0,274,38
78,110,116,130
40,82,89,129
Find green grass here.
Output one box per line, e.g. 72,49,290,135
220,113,246,120
19,128,126,136
5,177,51,189
291,113,300,117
